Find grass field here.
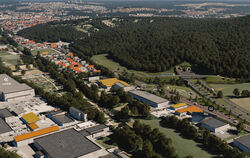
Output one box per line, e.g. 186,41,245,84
0,51,19,65
139,119,216,158
31,48,55,56
91,54,177,78
209,83,250,97
230,98,250,112
167,85,199,99
96,137,116,149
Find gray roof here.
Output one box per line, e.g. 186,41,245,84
0,109,13,118
70,107,84,114
234,135,250,150
0,74,33,94
53,114,74,124
128,90,168,104
34,128,101,158
0,118,12,134
85,124,108,134
201,117,228,129
79,129,90,137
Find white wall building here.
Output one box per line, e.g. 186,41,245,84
201,117,230,133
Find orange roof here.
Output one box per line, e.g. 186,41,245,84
14,126,59,142
87,65,94,69
57,61,63,65
176,105,203,114
67,52,74,57
94,70,101,73
29,123,39,130
37,43,42,47
50,43,57,48
29,40,35,43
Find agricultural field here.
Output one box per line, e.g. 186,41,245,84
209,83,250,97
0,51,20,68
139,119,216,158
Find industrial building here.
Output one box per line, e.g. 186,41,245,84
0,118,14,139
98,78,132,91
169,103,188,110
0,74,35,102
33,128,108,158
175,105,203,115
128,90,170,108
233,135,250,154
47,110,75,126
69,107,87,122
85,124,110,138
201,117,230,133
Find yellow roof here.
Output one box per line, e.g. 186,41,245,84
22,112,40,124
171,103,187,109
14,126,59,142
176,106,203,114
42,52,49,55
29,123,39,130
99,78,130,87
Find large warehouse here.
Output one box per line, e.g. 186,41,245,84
33,128,108,158
233,135,250,154
0,74,35,102
201,117,230,133
128,90,170,108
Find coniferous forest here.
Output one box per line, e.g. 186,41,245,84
19,16,250,79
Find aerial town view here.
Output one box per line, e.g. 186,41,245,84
0,0,249,158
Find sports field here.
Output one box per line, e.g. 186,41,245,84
31,48,55,56
139,119,216,158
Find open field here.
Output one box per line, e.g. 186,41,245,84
139,119,216,158
209,83,250,97
230,98,250,112
205,76,236,84
91,54,177,77
0,51,19,65
31,48,55,56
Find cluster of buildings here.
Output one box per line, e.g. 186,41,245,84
0,74,130,158
43,52,101,75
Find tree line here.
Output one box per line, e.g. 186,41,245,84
233,88,250,98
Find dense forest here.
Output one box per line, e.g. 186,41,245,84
0,28,18,47
71,16,250,79
17,24,86,43
17,16,250,79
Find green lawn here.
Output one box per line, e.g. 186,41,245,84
209,83,250,97
96,137,116,149
139,119,216,158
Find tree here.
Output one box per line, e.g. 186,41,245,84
236,122,244,134
233,88,240,97
217,91,223,98
21,70,26,75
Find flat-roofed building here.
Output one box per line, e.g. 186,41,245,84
201,117,230,133
0,74,35,102
234,135,250,154
169,103,188,110
0,45,8,50
128,90,170,108
0,118,13,135
0,108,13,118
85,124,110,138
33,128,108,158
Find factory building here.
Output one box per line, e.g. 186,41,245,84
201,117,230,133
69,107,87,122
128,90,170,108
0,74,35,102
33,128,108,158
85,124,110,138
47,110,75,126
175,105,203,116
169,103,188,110
0,118,14,140
233,135,250,154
